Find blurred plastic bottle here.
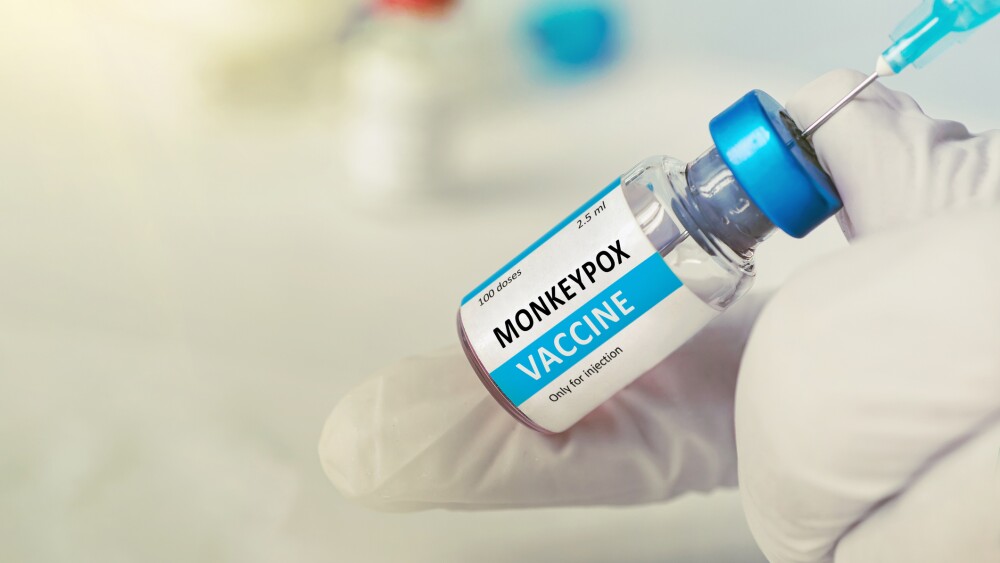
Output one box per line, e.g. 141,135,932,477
337,0,465,205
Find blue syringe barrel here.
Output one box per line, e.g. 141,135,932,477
880,0,1000,74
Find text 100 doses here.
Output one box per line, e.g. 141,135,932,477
478,269,522,307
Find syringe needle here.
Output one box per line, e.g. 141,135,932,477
800,71,880,137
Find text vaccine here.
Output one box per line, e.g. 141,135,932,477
458,90,841,433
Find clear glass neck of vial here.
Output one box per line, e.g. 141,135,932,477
680,146,775,264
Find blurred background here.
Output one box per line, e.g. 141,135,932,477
2,0,999,561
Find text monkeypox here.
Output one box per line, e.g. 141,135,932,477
492,239,632,349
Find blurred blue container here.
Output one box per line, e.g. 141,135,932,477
522,1,621,78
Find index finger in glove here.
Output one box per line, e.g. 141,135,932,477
319,294,767,511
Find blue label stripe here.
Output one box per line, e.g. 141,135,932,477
460,178,622,306
490,253,682,406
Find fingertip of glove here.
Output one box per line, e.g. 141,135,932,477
318,347,496,509
318,384,378,501
784,68,938,240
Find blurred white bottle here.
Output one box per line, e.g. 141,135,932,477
337,0,469,205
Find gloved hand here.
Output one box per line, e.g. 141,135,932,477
736,71,1000,563
320,70,1000,561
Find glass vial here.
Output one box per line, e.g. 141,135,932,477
457,90,841,433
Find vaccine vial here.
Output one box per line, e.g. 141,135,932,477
457,90,841,433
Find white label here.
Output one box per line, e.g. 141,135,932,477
460,180,719,432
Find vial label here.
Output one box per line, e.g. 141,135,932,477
460,179,718,431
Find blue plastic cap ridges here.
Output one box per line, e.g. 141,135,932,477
708,90,842,238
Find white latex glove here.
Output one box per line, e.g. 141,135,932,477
736,70,1000,562
320,70,1000,559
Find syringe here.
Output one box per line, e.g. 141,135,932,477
801,0,1000,137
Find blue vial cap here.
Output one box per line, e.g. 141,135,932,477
709,90,841,238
